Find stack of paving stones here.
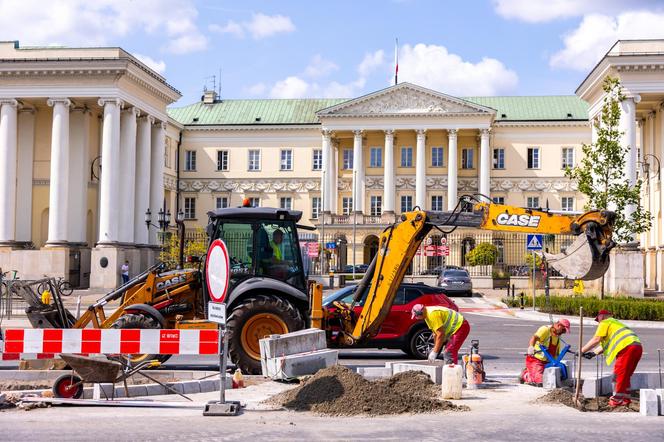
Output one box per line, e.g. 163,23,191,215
640,389,664,416
259,329,338,380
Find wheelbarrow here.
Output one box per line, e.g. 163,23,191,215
52,354,191,401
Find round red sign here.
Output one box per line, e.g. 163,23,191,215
205,239,230,303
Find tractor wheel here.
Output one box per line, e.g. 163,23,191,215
227,295,304,375
110,313,171,366
53,374,83,399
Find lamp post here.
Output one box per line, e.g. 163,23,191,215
352,170,357,280
176,209,185,269
145,207,171,246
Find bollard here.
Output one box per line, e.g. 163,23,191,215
511,284,515,300
520,292,525,309
329,271,334,289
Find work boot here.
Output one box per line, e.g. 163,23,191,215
608,396,630,407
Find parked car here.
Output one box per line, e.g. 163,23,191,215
436,268,473,296
342,264,369,273
421,265,461,275
323,282,458,358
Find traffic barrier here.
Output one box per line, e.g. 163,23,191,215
0,328,219,360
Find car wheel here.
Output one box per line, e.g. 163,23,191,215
406,327,434,359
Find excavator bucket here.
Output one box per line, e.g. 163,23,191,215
542,230,611,281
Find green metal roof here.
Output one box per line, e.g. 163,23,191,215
464,95,589,121
168,95,589,126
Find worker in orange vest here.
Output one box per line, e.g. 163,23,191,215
520,319,570,385
581,310,642,407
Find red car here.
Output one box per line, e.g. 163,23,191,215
323,282,459,359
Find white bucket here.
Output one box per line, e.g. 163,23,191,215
441,363,463,399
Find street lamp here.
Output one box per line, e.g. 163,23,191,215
145,207,171,246
176,209,185,269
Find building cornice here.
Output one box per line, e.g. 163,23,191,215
493,120,589,128
182,124,321,132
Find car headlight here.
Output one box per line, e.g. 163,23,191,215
440,282,448,287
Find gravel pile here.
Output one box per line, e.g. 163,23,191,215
537,388,639,412
267,365,469,416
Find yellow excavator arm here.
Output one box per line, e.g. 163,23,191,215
341,199,616,344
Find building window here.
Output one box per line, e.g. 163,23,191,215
431,195,444,211
492,196,505,205
370,196,382,216
431,147,444,167
561,196,574,212
280,149,293,171
342,197,353,215
311,197,321,219
527,147,540,169
526,196,540,209
184,150,196,171
400,195,413,213
247,197,260,207
401,147,413,167
217,150,229,171
461,148,474,169
312,149,322,170
343,148,353,170
493,148,504,169
215,197,228,209
184,197,196,219
562,147,574,169
370,147,382,167
280,197,292,210
248,150,261,171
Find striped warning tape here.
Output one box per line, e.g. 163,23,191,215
0,328,219,360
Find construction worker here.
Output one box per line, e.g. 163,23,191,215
581,309,642,407
520,319,570,385
411,304,470,364
270,230,284,262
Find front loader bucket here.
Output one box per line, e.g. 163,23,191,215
542,233,610,281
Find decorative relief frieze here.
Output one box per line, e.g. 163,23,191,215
179,178,321,193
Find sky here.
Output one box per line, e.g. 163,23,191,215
2,0,664,106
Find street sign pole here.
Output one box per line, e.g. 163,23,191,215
532,251,536,311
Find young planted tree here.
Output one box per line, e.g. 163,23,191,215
565,76,651,244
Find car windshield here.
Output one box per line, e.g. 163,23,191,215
444,270,468,277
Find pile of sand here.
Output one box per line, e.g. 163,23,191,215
267,365,469,416
537,388,639,412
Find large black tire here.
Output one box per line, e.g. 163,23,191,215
227,295,304,375
405,327,434,359
110,313,171,366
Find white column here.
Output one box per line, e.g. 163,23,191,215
479,128,491,201
46,98,72,245
0,99,18,244
352,130,364,213
134,115,153,245
648,113,657,248
415,129,427,209
15,106,35,243
660,104,664,244
321,129,332,212
149,121,166,245
331,141,338,213
68,107,90,244
383,129,395,213
447,129,458,210
97,98,123,245
119,107,139,243
619,95,639,224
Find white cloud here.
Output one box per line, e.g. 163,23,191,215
358,50,385,77
491,0,655,23
0,0,208,54
397,44,518,96
550,11,664,70
303,55,339,78
210,13,295,40
270,76,310,98
133,53,166,74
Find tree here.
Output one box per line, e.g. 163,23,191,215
565,76,651,243
160,227,208,269
465,242,498,266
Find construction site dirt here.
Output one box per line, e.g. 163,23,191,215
536,388,640,412
266,365,469,416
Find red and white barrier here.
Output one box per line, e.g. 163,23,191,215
0,328,219,360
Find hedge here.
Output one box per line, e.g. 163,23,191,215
502,295,664,321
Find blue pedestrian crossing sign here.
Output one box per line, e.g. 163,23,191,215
526,234,543,251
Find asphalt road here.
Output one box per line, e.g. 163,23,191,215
162,311,664,375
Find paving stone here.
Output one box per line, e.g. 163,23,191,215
145,384,168,396
264,349,338,380
182,381,201,395
640,389,659,416
356,367,392,379
391,363,443,384
656,389,664,416
259,328,327,360
543,367,562,390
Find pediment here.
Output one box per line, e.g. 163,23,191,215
317,83,495,117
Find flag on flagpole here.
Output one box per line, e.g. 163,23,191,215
394,38,399,85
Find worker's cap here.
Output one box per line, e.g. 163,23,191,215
594,309,612,322
556,319,570,333
411,304,425,319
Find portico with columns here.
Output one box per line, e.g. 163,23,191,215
0,41,180,288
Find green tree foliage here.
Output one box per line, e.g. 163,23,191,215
160,228,208,269
565,76,651,243
465,242,498,266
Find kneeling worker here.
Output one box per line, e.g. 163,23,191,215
411,304,470,364
581,310,642,407
520,319,570,385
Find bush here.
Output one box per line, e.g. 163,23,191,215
160,227,208,269
465,243,498,266
501,295,664,321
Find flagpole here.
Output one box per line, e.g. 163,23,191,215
394,38,399,85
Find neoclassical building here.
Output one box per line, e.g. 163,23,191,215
1,39,663,291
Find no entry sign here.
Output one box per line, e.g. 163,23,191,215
205,239,230,303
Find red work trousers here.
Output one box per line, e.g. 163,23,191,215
521,356,546,384
613,343,642,395
445,319,470,364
